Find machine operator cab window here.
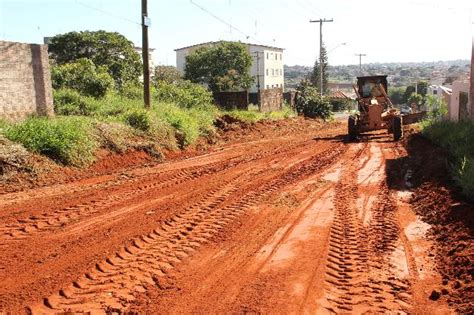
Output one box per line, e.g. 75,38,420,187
361,81,384,98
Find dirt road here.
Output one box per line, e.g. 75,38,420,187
0,122,457,313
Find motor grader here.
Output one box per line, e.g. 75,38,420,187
348,75,403,141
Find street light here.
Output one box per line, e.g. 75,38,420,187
328,42,347,54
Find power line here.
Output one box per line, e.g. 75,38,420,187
75,0,141,26
189,0,262,44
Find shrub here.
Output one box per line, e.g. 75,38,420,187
422,120,474,199
330,98,353,112
4,117,97,166
155,103,200,147
123,109,152,132
118,82,143,100
51,58,114,98
154,80,214,109
53,88,99,116
295,84,332,120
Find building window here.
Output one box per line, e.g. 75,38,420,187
280,54,282,60
266,85,269,89
266,69,269,76
266,53,269,59
433,90,438,95
275,53,278,60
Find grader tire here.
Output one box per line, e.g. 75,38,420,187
348,116,358,141
393,116,403,141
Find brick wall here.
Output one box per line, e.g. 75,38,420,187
0,40,54,120
471,36,474,118
213,91,249,110
260,88,283,112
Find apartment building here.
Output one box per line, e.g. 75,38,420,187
175,41,284,93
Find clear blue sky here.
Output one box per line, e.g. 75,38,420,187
1,0,473,66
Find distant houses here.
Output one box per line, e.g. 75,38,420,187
175,41,284,93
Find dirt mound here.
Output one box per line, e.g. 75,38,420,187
405,134,474,314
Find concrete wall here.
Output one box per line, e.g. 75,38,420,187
260,88,283,112
0,40,54,120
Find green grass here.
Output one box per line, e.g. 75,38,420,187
422,120,474,199
3,88,296,167
4,116,98,167
225,105,296,123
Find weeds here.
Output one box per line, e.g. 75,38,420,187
422,120,474,199
4,116,98,167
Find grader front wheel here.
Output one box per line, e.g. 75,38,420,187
393,116,403,141
348,116,358,141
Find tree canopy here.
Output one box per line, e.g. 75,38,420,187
153,65,182,85
184,41,253,93
48,30,142,87
309,44,328,94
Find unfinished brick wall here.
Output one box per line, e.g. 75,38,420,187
213,91,248,110
260,88,283,112
0,40,54,120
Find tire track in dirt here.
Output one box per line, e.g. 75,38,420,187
0,140,314,244
30,141,347,314
321,142,413,313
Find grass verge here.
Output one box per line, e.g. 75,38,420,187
422,120,474,199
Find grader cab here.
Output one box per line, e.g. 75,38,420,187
348,75,402,141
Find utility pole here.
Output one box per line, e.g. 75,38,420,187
142,0,151,108
253,51,262,110
310,18,333,96
355,53,366,72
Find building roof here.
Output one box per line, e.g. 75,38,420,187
174,41,284,52
329,90,351,99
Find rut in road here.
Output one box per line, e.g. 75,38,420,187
30,141,347,313
0,140,313,244
322,143,413,313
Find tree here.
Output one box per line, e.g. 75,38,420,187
153,65,182,85
295,80,332,120
309,44,328,94
48,30,142,88
184,41,253,93
388,87,406,105
51,58,114,98
408,92,423,110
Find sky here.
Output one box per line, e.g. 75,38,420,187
0,0,473,67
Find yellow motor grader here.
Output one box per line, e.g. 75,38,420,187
348,75,402,141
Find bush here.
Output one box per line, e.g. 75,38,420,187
53,89,99,116
422,120,474,199
4,117,97,166
123,109,152,132
330,98,352,112
295,84,332,120
118,82,143,100
155,103,200,147
51,58,114,98
154,80,214,109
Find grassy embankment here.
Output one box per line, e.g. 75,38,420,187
421,120,474,199
0,87,295,168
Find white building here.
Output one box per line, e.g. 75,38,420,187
175,41,284,93
449,79,471,121
134,46,156,70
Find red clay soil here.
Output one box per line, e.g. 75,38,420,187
0,120,469,314
403,134,474,314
